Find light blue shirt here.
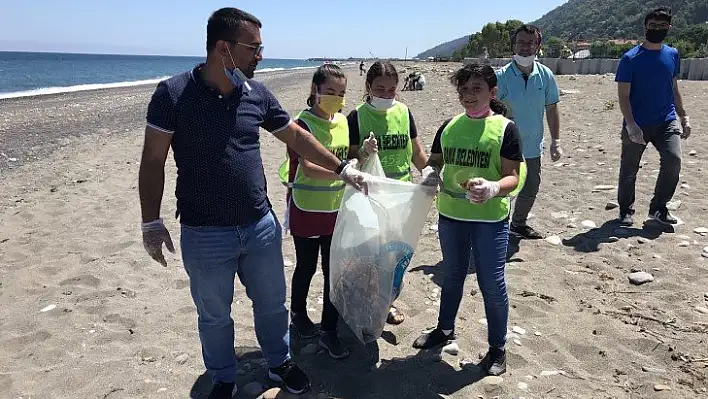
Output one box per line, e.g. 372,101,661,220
496,61,560,158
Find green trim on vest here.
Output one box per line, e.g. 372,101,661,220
280,110,349,213
436,113,514,222
356,101,413,182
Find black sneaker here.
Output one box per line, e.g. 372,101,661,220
510,224,544,239
413,328,455,349
319,331,350,359
618,213,634,226
291,312,319,339
268,359,311,395
649,209,678,225
478,347,506,376
207,381,235,399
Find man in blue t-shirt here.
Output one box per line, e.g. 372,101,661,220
137,8,368,398
615,7,692,226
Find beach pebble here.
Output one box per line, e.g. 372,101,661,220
702,252,708,259
40,304,56,312
459,358,475,369
581,220,597,229
175,353,189,365
608,236,620,243
518,382,529,390
506,332,520,341
628,271,654,285
512,326,526,335
157,388,167,393
479,318,488,326
544,235,562,245
637,237,650,244
593,185,616,191
534,331,542,336
689,150,697,156
260,387,285,399
678,241,691,247
300,344,319,355
567,223,578,228
654,384,672,391
481,376,504,392
693,227,708,235
653,254,662,259
551,211,568,219
667,200,682,211
283,259,294,267
429,224,439,231
605,201,619,210
540,370,565,377
695,306,708,315
243,382,264,396
525,375,534,380
443,342,459,355
513,339,522,346
642,366,667,374
681,183,690,189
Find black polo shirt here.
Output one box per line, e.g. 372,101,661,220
146,64,291,227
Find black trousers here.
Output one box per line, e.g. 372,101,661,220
290,235,339,332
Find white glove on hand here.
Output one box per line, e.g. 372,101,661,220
680,115,691,139
626,122,646,145
141,218,176,267
550,139,563,162
339,159,370,194
359,132,378,158
463,178,500,204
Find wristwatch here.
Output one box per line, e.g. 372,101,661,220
334,160,348,175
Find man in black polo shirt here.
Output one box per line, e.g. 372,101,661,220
137,8,366,398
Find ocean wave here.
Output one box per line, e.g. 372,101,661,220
0,77,171,100
0,65,320,100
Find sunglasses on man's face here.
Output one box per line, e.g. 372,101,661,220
234,41,264,57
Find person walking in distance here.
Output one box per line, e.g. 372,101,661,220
615,7,691,227
138,8,367,398
496,24,562,240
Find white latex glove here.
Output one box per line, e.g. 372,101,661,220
141,218,175,267
359,132,378,158
462,178,500,204
550,139,563,162
680,115,691,139
339,159,370,194
626,122,646,145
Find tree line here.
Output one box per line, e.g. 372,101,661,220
448,19,708,61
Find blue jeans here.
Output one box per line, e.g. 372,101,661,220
180,210,290,384
437,216,509,349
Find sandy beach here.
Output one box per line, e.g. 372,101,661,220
1,63,707,398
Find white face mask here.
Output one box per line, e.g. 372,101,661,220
369,95,395,110
513,54,536,68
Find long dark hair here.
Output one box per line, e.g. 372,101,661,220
450,63,507,116
307,63,346,107
364,61,398,101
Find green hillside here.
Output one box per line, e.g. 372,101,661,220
533,0,708,40
416,0,708,59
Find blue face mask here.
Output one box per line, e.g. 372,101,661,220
223,46,252,91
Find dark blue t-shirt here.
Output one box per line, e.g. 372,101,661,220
615,44,680,128
146,64,291,227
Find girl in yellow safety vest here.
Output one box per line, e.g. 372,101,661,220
346,60,428,326
413,63,524,377
283,64,362,359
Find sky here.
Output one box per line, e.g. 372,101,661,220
0,0,567,59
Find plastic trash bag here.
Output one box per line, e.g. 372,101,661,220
330,155,435,343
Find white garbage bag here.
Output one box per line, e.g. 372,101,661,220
330,155,435,343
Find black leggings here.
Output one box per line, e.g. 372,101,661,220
290,235,339,332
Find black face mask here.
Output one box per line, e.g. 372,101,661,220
645,28,668,43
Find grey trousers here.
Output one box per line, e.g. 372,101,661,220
511,157,542,227
617,120,682,216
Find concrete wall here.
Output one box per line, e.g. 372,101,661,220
464,57,708,80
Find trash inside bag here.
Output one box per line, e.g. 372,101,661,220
330,155,435,343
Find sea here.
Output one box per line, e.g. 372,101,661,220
0,51,324,99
